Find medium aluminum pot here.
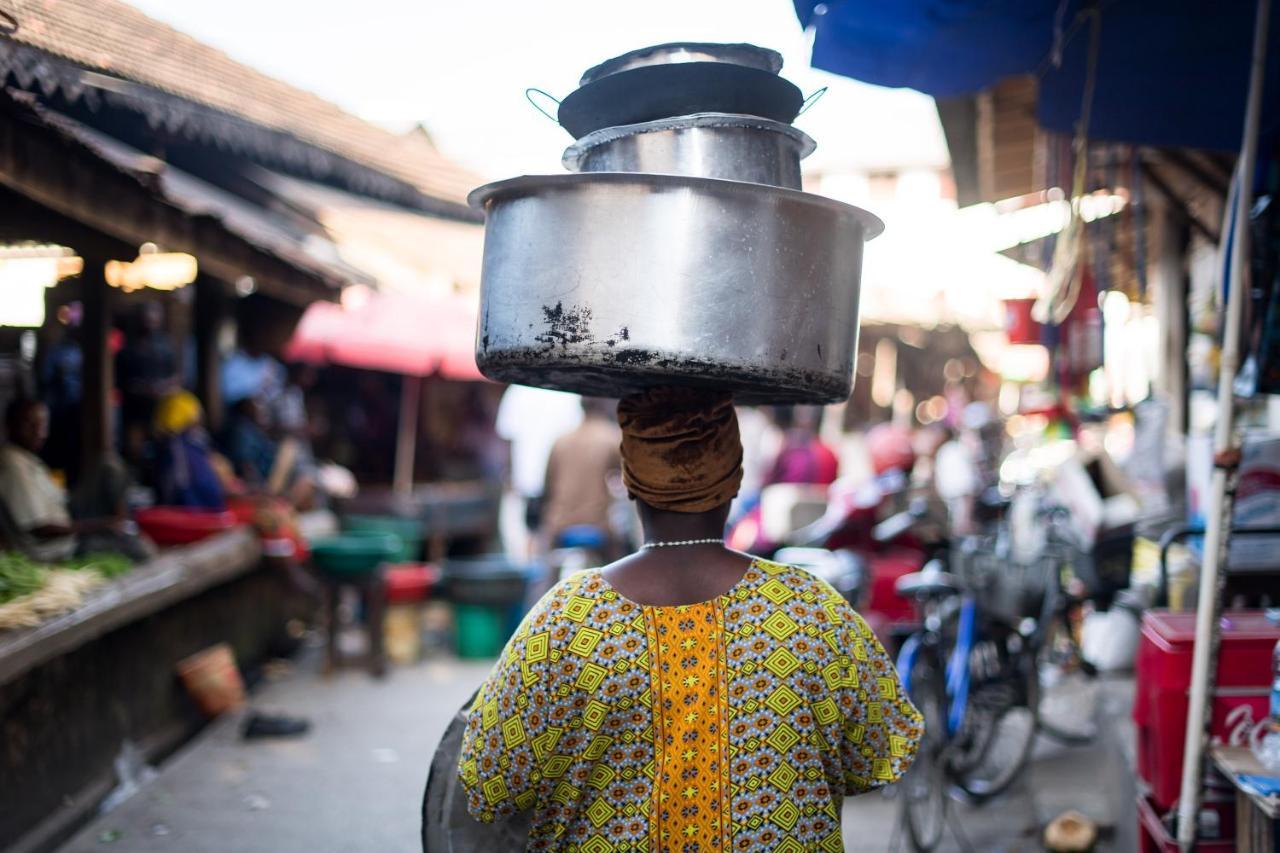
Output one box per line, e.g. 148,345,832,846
562,113,815,190
470,173,883,404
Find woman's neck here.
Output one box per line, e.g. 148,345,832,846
641,513,725,546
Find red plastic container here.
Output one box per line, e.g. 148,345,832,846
1004,298,1041,345
867,551,922,630
1133,609,1280,809
385,563,442,605
136,507,237,545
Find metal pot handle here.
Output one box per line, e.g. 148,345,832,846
524,88,562,123
798,87,828,116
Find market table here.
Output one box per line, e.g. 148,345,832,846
0,528,262,687
1211,745,1280,853
0,528,292,853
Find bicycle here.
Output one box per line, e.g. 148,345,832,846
892,514,1100,852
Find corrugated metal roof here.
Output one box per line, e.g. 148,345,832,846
1,0,483,207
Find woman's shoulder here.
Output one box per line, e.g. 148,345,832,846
517,570,646,641
740,557,847,603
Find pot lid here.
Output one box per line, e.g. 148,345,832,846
579,42,783,86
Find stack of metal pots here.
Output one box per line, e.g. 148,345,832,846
469,43,883,404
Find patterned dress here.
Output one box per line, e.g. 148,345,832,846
458,559,923,852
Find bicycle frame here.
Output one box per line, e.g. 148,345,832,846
897,594,978,738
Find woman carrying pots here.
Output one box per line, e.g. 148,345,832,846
457,386,922,851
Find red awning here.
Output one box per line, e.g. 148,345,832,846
285,289,484,381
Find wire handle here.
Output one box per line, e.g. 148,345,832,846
524,88,561,123
798,87,828,116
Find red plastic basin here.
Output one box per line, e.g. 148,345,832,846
385,563,442,604
136,507,238,545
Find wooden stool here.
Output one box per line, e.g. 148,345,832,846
320,564,388,678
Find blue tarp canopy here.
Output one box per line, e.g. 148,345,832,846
794,0,1280,151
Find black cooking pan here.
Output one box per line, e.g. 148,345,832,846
555,62,804,139
422,690,532,852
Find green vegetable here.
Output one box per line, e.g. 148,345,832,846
0,553,49,605
63,553,133,579
0,550,134,606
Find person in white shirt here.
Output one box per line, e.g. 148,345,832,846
494,385,583,558
0,399,128,561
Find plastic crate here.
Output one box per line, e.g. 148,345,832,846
1137,794,1235,853
1133,609,1280,809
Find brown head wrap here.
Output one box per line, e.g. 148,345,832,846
617,387,743,513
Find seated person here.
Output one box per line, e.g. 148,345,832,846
154,391,226,511
221,397,277,489
0,399,138,561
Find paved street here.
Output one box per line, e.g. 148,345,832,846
62,647,1137,853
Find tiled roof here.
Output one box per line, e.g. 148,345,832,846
1,0,483,206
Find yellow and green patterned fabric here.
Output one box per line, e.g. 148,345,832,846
458,559,923,852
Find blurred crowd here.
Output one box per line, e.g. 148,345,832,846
493,384,997,564
0,302,346,563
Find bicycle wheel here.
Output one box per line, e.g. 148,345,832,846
1034,612,1100,745
900,652,949,852
950,682,1036,800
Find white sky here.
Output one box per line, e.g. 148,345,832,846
127,0,948,180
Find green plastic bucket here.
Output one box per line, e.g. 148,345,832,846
454,603,508,659
309,532,401,575
341,515,423,563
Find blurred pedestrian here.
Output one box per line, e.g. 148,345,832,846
765,405,839,486
538,397,621,554
39,312,83,482
116,302,178,470
494,385,582,557
730,404,782,521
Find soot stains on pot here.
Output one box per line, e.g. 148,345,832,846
608,348,658,366
535,302,596,349
603,326,632,348
477,346,849,404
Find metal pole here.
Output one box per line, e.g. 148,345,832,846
393,374,422,500
1176,0,1270,847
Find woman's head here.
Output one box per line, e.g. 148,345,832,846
154,390,203,435
617,387,743,516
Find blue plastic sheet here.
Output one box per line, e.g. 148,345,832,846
795,0,1280,150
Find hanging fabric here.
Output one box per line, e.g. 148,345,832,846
1034,4,1103,325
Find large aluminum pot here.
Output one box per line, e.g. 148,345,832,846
470,173,883,404
562,113,815,190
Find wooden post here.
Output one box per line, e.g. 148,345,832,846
1152,201,1189,435
1177,0,1271,846
79,257,113,471
194,275,227,433
393,375,422,500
